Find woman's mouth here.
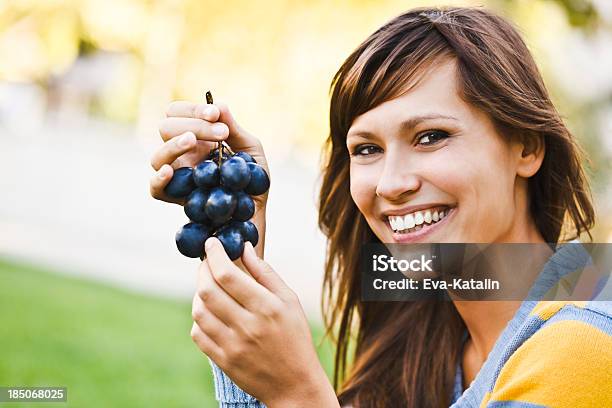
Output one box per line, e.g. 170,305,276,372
386,205,455,243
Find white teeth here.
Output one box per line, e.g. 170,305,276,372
396,216,405,230
414,211,424,226
388,207,451,233
390,217,398,231
404,213,415,229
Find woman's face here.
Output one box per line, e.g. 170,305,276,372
347,59,542,244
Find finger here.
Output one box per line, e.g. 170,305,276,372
150,131,197,170
192,294,232,347
166,101,221,122
190,321,225,362
197,260,253,327
204,238,272,310
158,117,229,142
241,242,293,301
149,164,183,204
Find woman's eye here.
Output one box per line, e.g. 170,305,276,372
352,145,382,156
416,130,449,146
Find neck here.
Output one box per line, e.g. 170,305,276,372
454,300,521,362
453,210,547,366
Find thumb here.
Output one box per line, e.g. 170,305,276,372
215,101,260,152
241,242,292,300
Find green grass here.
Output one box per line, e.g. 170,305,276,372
0,258,334,407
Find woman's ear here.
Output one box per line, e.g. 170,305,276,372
514,133,545,178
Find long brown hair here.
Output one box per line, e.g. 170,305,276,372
318,7,595,408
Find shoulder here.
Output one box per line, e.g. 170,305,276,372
485,301,612,407
518,301,612,364
528,300,612,329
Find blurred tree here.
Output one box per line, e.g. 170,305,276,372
553,0,599,28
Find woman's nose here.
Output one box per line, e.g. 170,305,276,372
375,153,421,200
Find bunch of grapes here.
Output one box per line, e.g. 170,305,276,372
163,92,269,260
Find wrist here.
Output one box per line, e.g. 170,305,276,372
265,369,339,408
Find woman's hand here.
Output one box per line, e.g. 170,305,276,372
191,238,339,408
148,101,269,256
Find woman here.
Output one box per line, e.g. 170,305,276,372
149,6,612,408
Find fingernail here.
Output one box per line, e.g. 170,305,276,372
178,132,194,148
245,241,255,255
211,123,227,137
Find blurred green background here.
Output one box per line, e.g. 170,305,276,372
0,258,334,407
1,0,611,406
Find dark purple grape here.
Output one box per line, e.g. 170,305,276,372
245,163,270,195
164,167,195,199
194,160,219,188
234,151,256,163
215,224,244,261
184,188,211,224
176,223,210,258
220,156,251,191
232,220,259,247
205,187,237,224
233,191,255,222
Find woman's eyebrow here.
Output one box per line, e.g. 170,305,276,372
399,114,459,133
348,114,458,139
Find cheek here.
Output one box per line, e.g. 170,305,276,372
431,141,517,238
427,140,514,199
349,162,380,215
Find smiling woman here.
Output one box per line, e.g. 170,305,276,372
320,6,610,408
149,5,611,408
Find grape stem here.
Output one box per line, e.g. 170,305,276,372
205,90,224,166
205,91,236,163
222,142,235,155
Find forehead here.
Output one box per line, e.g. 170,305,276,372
348,59,475,134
